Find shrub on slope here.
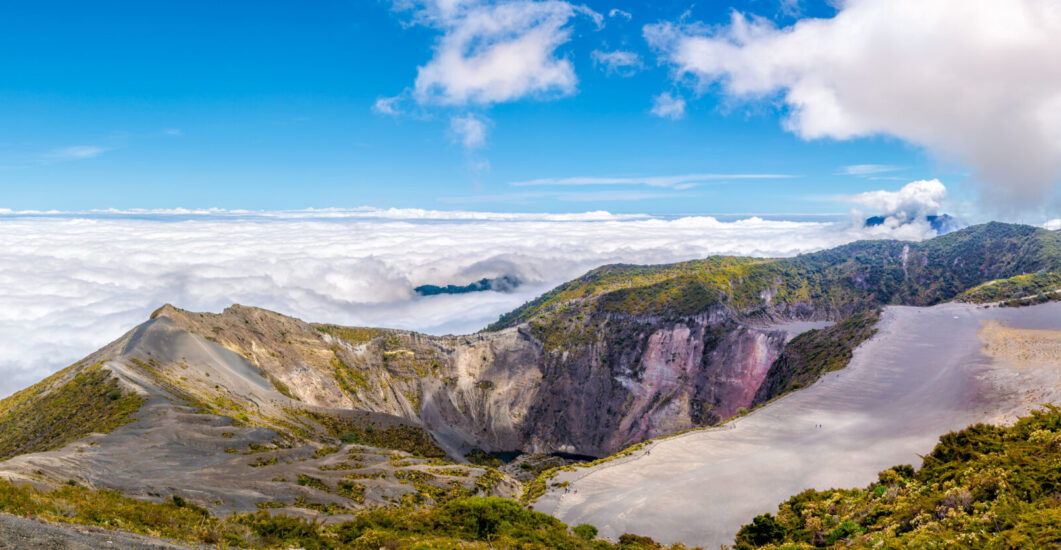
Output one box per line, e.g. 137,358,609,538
732,406,1061,549
0,363,144,460
0,481,698,549
956,270,1061,304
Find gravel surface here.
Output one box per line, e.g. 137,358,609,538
0,513,197,549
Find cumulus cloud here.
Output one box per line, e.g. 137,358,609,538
650,92,686,120
450,113,490,149
0,208,942,396
608,8,631,20
645,0,1061,209
397,0,601,105
1045,219,1061,231
591,49,642,77
845,179,947,223
373,96,404,116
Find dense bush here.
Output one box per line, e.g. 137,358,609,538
731,406,1061,549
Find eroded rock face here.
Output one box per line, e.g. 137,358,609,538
152,304,793,457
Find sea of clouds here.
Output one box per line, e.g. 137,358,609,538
0,201,964,397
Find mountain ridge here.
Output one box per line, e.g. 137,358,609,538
0,222,1058,547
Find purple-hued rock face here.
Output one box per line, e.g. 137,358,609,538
106,304,799,459
517,315,791,456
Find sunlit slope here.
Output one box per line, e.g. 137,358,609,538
491,222,1061,328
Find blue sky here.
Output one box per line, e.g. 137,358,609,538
2,0,1049,216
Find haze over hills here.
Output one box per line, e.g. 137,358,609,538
0,222,1059,547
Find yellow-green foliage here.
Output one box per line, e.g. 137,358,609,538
0,480,694,549
267,374,296,400
956,270,1061,304
733,406,1061,549
491,224,1061,333
296,410,447,458
490,257,761,329
331,354,370,398
0,363,144,460
465,447,504,468
315,324,384,345
329,496,698,549
296,474,331,493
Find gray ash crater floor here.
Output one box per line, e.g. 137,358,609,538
534,302,1061,548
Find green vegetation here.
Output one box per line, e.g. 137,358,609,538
266,374,296,400
957,270,1061,304
0,363,144,461
732,406,1061,549
752,310,880,406
331,497,698,549
330,354,371,399
296,474,331,493
296,410,447,458
466,447,505,468
0,479,695,549
490,223,1061,331
315,324,384,345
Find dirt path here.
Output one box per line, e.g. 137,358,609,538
0,513,198,549
535,302,1061,548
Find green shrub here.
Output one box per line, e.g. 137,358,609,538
574,523,598,540
732,406,1061,548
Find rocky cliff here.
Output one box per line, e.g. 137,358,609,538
151,302,797,458
1,222,1059,516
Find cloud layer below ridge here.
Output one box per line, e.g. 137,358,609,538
0,208,948,396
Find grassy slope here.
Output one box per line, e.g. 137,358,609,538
0,481,698,550
490,223,1061,330
732,406,1061,549
956,271,1061,304
0,363,144,461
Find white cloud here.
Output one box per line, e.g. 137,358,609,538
591,49,642,77
450,113,490,149
162,128,183,136
511,173,794,189
0,207,943,396
398,0,601,105
838,164,902,177
1045,219,1061,231
373,96,404,116
650,92,686,120
645,0,1061,209
844,179,947,222
608,8,632,20
48,145,106,160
